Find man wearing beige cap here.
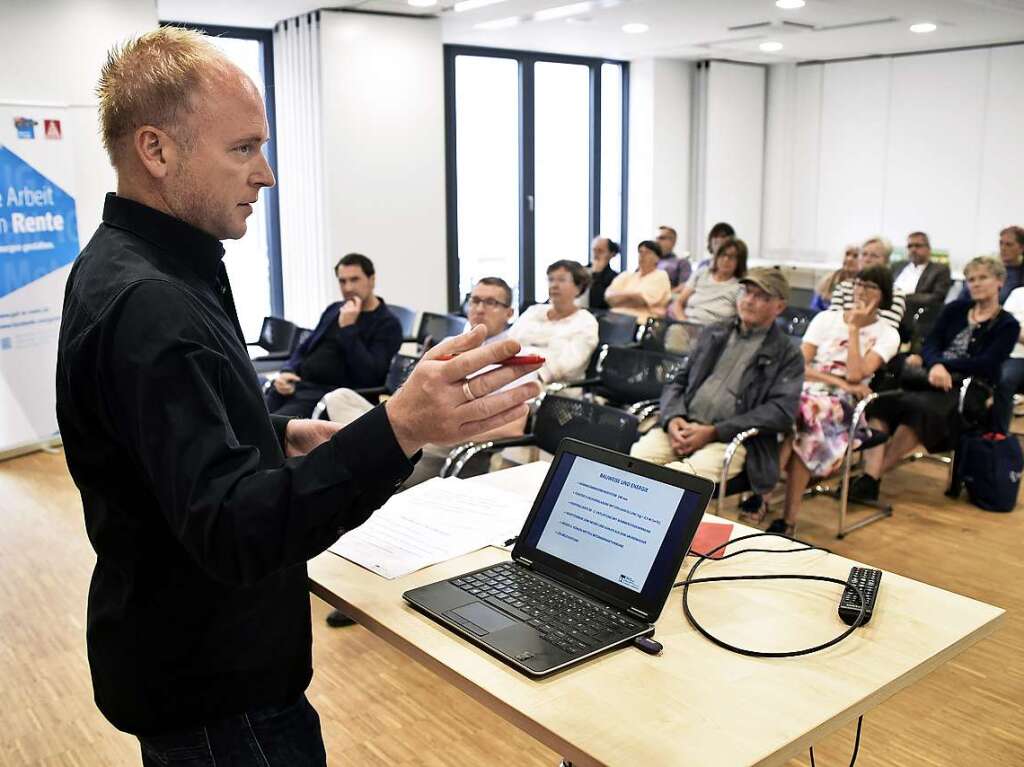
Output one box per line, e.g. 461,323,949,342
631,267,804,519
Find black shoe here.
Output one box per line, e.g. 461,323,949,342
326,609,356,628
766,518,795,537
849,474,880,502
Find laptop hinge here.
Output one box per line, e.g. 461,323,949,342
627,607,649,619
515,557,533,567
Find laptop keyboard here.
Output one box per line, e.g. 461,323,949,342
450,562,646,655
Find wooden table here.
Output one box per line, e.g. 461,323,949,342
308,462,1005,766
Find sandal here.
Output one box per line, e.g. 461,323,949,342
737,494,769,526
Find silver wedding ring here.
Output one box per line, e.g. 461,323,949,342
462,380,476,402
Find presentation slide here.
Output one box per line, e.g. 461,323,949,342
535,456,684,593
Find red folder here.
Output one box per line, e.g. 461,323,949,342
688,521,734,559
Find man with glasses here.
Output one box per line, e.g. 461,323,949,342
266,253,403,417
892,231,951,306
465,277,516,341
630,268,803,510
656,225,691,289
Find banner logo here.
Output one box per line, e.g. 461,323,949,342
44,120,62,140
14,117,37,140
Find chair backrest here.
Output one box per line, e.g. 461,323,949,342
945,280,963,303
388,304,418,338
417,312,467,350
776,306,818,338
597,311,640,347
295,327,313,349
598,347,688,404
257,317,298,354
532,395,640,456
641,318,702,355
385,353,420,393
788,286,814,309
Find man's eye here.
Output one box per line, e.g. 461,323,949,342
236,145,252,155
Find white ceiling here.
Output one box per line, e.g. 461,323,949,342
157,0,1024,62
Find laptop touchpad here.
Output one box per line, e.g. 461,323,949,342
449,603,518,635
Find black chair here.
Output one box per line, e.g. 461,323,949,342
789,286,814,309
249,317,301,373
944,280,963,303
311,353,419,419
776,306,818,339
597,311,642,348
416,312,467,352
441,395,640,478
566,347,688,420
640,318,702,356
388,304,417,341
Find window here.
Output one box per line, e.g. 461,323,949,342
445,47,628,311
160,21,282,340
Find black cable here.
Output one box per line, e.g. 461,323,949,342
809,715,863,767
674,531,868,658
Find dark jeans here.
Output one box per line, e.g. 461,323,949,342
138,695,326,766
995,358,1024,433
265,381,332,418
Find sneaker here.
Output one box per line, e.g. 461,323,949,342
849,474,880,502
326,609,356,628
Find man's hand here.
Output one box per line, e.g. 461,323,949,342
904,354,923,369
667,417,689,454
339,297,361,328
284,419,343,457
592,251,610,273
678,422,717,454
273,371,301,396
384,325,543,457
928,363,953,392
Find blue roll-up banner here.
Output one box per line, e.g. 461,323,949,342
0,105,78,455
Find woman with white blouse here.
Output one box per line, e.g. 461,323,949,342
510,260,599,384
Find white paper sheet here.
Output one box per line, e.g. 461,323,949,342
329,476,534,579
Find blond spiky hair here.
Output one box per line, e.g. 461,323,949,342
96,27,230,165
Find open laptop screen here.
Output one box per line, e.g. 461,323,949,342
515,443,711,621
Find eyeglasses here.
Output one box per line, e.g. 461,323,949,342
852,280,882,292
467,296,510,309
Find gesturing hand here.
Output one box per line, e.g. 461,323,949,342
273,371,301,396
384,325,543,456
846,296,878,328
339,297,361,328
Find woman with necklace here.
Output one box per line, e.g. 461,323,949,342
853,255,1020,502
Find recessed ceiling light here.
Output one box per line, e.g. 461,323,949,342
408,0,437,6
533,1,593,22
454,0,507,11
622,22,649,34
759,41,784,52
910,22,937,33
474,15,521,29
776,0,805,8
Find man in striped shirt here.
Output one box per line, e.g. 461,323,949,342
830,235,906,331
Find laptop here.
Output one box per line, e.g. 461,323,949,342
403,438,714,676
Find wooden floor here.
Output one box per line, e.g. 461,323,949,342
2,450,1023,766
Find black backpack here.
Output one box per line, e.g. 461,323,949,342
947,432,1023,512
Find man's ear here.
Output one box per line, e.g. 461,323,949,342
133,125,176,179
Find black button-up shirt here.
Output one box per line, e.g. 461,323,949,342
56,194,414,736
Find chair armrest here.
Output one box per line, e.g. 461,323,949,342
352,385,387,398
626,398,659,416
719,428,760,500
449,436,538,478
550,377,601,392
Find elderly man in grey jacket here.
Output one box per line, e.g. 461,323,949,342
630,268,804,515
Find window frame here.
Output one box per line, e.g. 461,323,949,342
159,20,284,319
444,45,629,312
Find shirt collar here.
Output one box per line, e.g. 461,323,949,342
101,193,226,284
733,317,769,340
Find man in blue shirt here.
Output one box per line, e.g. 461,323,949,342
958,226,1024,303
266,253,402,417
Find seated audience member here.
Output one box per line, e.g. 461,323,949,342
630,268,803,510
510,260,599,384
668,237,747,324
891,231,952,307
692,221,736,276
588,236,620,310
772,266,901,535
830,236,906,331
996,285,1024,433
655,225,691,289
854,256,1019,500
604,241,672,324
265,253,402,417
958,226,1024,302
812,244,859,311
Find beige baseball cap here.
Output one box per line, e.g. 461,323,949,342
739,267,790,302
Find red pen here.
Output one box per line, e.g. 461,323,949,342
436,354,545,366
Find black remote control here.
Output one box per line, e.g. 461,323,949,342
838,567,882,626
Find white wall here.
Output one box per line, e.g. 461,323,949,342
627,58,692,258
763,43,1024,272
0,0,159,247
318,11,447,316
